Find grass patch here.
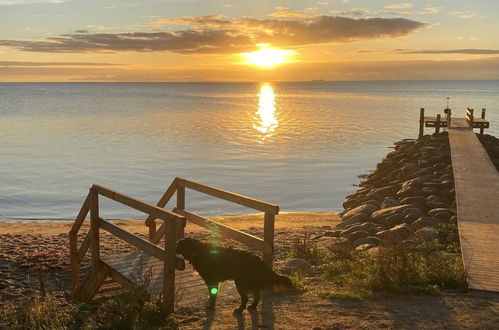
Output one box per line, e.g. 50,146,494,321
1,288,180,329
322,243,467,298
290,232,325,265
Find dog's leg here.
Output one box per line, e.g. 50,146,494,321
248,290,260,309
233,281,249,314
206,282,219,310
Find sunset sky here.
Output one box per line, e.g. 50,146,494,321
1,0,498,81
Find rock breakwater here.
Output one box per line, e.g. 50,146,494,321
332,132,459,250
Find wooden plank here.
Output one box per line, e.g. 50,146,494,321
419,108,425,139
176,177,279,215
176,185,186,239
93,184,185,224
78,234,91,262
146,178,178,240
152,222,166,244
164,217,177,313
101,251,237,307
79,261,109,302
69,232,79,297
448,118,499,292
100,219,166,261
100,220,185,270
172,208,272,255
70,193,90,235
90,188,101,272
263,212,275,267
107,266,140,292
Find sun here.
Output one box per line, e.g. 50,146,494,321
242,44,294,68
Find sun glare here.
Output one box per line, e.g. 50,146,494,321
242,45,294,68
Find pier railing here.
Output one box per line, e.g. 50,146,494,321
69,177,278,312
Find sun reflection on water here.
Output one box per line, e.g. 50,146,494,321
253,84,278,141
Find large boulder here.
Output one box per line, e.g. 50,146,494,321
341,222,382,236
347,230,370,243
337,213,370,228
342,203,379,221
371,205,413,224
375,223,412,243
352,236,384,248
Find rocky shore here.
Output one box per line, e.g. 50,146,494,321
328,132,499,252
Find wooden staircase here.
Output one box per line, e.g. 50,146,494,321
69,177,279,313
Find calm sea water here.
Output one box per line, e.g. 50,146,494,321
1,81,498,221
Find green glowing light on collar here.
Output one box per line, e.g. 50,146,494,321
210,288,218,295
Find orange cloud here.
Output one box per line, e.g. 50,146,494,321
0,15,426,54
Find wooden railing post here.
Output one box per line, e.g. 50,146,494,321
148,220,157,242
164,219,177,314
445,108,452,128
90,187,101,271
419,108,425,139
263,212,275,267
435,114,441,134
176,184,186,239
481,108,486,135
69,232,79,298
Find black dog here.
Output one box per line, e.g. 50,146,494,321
176,237,292,313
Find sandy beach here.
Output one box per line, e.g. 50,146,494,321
0,212,338,303
2,211,499,329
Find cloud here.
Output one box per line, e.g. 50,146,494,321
385,3,413,9
390,48,499,55
268,11,309,18
0,0,72,5
0,61,121,66
379,5,440,16
0,15,425,54
330,8,370,17
304,6,319,12
448,11,476,19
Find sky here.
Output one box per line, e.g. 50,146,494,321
1,0,498,81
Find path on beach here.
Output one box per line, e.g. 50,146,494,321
448,118,499,292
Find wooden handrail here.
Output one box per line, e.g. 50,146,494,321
176,177,279,215
69,192,91,296
100,219,184,270
70,178,278,306
145,178,179,240
172,208,272,254
93,184,185,224
70,193,90,235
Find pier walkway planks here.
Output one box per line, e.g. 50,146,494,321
100,251,237,307
448,118,499,292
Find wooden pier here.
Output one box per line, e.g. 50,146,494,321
447,118,499,292
69,177,278,313
420,106,498,292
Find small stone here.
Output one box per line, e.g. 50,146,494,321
281,258,312,275
415,227,439,242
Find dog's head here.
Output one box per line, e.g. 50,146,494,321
176,237,202,261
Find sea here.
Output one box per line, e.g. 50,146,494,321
1,80,498,221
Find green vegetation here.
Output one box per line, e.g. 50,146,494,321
287,231,467,299
322,242,467,298
290,231,326,265
0,288,179,329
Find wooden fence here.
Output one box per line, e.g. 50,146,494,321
69,177,279,313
